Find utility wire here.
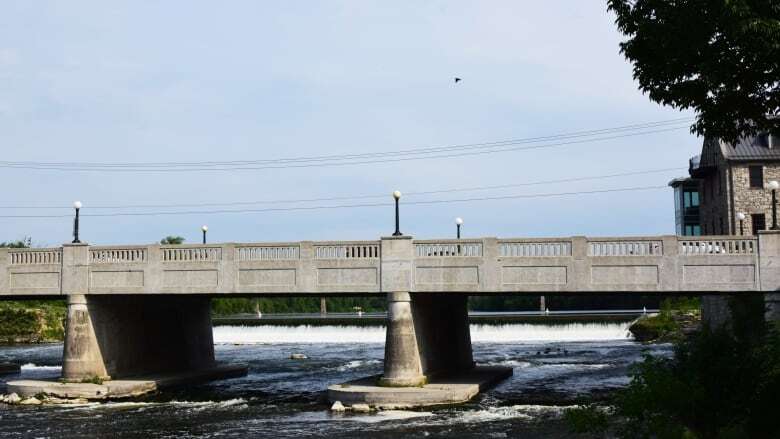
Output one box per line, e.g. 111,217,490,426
0,120,692,172
0,185,667,219
0,117,691,168
0,166,685,210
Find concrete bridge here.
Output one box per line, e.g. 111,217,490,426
2,231,779,402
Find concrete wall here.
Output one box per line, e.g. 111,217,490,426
0,233,777,296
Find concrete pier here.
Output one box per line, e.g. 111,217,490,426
329,366,512,409
333,289,500,407
378,292,426,387
376,293,476,387
63,295,217,381
7,364,247,400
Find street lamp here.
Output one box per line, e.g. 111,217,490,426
72,201,82,243
770,180,780,230
736,212,746,236
392,190,402,236
455,217,463,239
201,225,208,244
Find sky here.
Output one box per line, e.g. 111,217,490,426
0,1,702,246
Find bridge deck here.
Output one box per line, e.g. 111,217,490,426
0,234,772,296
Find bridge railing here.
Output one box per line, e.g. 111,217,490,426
0,233,772,295
0,247,64,295
408,235,761,293
678,236,757,255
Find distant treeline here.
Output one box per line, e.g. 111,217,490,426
211,297,387,315
211,295,663,315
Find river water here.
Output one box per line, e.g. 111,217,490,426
0,322,670,438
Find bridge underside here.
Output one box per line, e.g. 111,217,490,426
53,290,780,386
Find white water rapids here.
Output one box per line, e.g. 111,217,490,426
212,322,634,345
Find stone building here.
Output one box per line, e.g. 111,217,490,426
678,132,780,236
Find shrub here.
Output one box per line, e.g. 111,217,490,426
615,295,780,438
564,404,609,434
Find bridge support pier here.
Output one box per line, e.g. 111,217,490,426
379,292,473,387
62,294,216,381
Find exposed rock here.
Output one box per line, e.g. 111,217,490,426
290,353,308,360
44,396,90,405
351,403,371,413
376,403,413,410
19,397,42,405
4,393,21,404
330,401,346,412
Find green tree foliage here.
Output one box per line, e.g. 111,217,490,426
0,300,66,343
211,297,386,315
160,236,185,245
0,237,31,248
615,295,780,438
608,0,780,142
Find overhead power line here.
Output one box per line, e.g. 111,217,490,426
0,166,685,210
0,185,667,219
0,118,693,172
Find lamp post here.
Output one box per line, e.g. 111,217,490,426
770,180,780,230
392,190,402,236
455,217,463,239
72,201,82,243
201,225,208,244
737,212,746,236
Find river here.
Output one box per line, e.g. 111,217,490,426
0,321,671,438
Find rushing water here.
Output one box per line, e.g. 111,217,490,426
0,322,671,438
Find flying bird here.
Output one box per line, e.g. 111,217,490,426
454,77,462,83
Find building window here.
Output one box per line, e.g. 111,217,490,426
751,214,766,235
749,166,764,188
683,191,700,207
685,225,701,236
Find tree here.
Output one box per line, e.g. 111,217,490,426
0,237,31,248
608,0,780,143
160,236,185,245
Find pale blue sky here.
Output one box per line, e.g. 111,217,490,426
0,1,700,246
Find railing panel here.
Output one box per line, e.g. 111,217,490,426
499,242,571,257
315,243,380,259
588,240,662,256
9,249,62,265
679,238,757,255
162,247,222,262
237,246,300,261
91,248,147,263
415,242,483,257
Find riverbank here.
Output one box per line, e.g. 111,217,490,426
628,298,700,343
0,301,65,344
